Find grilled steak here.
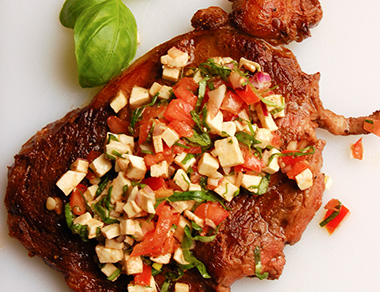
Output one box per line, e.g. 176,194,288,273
5,4,377,292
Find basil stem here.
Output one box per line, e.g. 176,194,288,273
64,203,89,242
106,268,121,281
319,201,342,227
184,225,219,243
254,246,269,280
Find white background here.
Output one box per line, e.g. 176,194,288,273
1,0,380,291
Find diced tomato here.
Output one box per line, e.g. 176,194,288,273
220,109,238,121
70,184,87,216
142,177,167,191
134,263,151,286
235,85,261,105
280,150,306,166
138,122,152,145
234,147,264,173
131,204,179,257
164,99,195,126
270,132,282,148
351,137,363,160
220,90,245,114
194,202,229,226
286,160,309,180
107,115,129,134
363,118,380,137
322,199,350,234
168,120,193,138
140,105,166,125
143,145,176,168
172,77,199,107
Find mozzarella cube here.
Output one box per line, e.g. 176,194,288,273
158,85,172,100
56,170,86,196
262,148,280,174
161,127,180,147
174,215,192,241
183,210,204,228
126,256,143,275
153,135,164,153
198,153,219,177
125,155,147,180
123,200,143,218
116,154,130,172
238,109,250,121
238,57,260,73
214,177,239,202
214,137,244,168
137,188,156,214
162,66,181,82
111,172,131,203
73,212,92,226
174,152,196,171
295,168,313,190
150,160,169,178
206,110,223,135
173,169,191,191
70,158,89,173
225,172,244,187
106,141,132,158
173,248,190,265
264,94,285,118
222,121,236,137
175,283,190,292
120,219,137,235
255,103,278,131
101,223,120,239
101,263,119,279
87,218,104,239
170,200,195,214
83,184,98,202
105,238,124,250
189,183,202,191
116,134,135,149
255,128,273,149
208,84,226,110
324,174,333,190
129,86,150,108
96,245,124,263
128,276,157,292
110,91,128,113
241,174,262,193
150,253,171,265
161,54,188,68
90,154,112,177
149,82,162,96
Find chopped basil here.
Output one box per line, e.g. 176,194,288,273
107,133,120,143
319,201,342,227
184,225,219,243
199,59,232,81
129,93,159,134
195,78,208,112
256,174,270,195
235,131,261,149
181,153,195,165
64,203,89,242
106,268,121,281
174,142,190,149
185,130,212,147
96,174,111,197
254,246,269,280
365,119,374,124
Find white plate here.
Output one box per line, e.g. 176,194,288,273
1,0,380,291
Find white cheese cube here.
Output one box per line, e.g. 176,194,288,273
225,172,244,187
150,253,171,265
173,248,190,265
238,57,261,73
101,223,120,239
234,120,251,133
124,236,135,246
116,134,135,149
296,168,313,190
96,245,124,263
183,210,204,228
174,283,190,292
193,69,203,83
87,218,104,239
128,276,157,292
56,170,86,196
238,109,250,121
150,160,169,179
106,141,132,158
126,256,143,275
158,85,172,100
241,174,262,193
105,238,124,250
174,152,196,171
211,57,234,65
174,215,192,241
161,47,189,67
125,154,147,180
137,188,156,214
101,263,119,279
255,103,278,131
153,135,164,153
123,200,143,218
129,86,150,108
161,127,180,147
255,128,273,149
73,212,92,226
162,66,181,82
262,148,280,174
173,169,191,191
222,121,236,137
263,94,285,117
188,183,202,191
110,91,128,113
116,154,130,172
206,110,223,135
214,136,244,168
324,174,333,190
149,82,162,96
83,184,98,202
214,177,239,202
120,219,137,235
90,154,112,177
208,84,226,110
170,200,195,214
168,46,188,59
198,153,219,177
70,158,89,173
115,201,125,213
111,172,131,203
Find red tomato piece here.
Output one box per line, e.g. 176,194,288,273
168,120,193,138
194,202,229,226
220,90,244,114
142,177,167,191
140,105,166,125
351,137,363,160
363,118,380,137
86,150,102,163
134,263,151,286
322,201,350,234
280,150,306,166
70,184,87,216
270,132,282,148
235,85,261,105
286,160,309,180
164,99,195,126
235,147,264,173
143,146,176,168
107,116,129,134
172,77,199,107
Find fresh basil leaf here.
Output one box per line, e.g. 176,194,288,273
60,0,105,29
254,246,269,280
64,203,89,242
257,174,270,195
184,225,218,243
235,131,260,148
74,0,137,87
185,130,211,147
